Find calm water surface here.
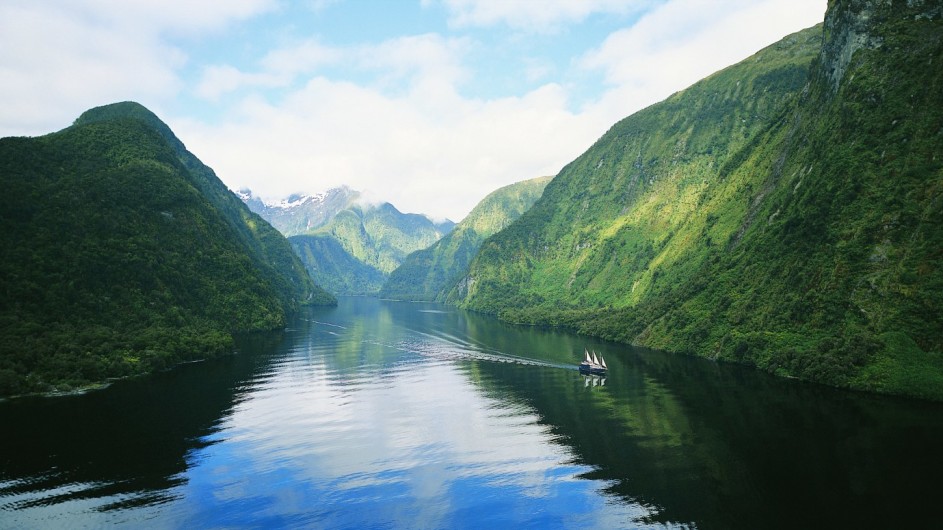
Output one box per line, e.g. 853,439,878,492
2,297,942,528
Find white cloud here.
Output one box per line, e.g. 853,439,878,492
69,0,278,35
180,33,585,221
579,0,827,121
193,34,468,102
2,0,828,221
260,38,343,78
355,34,472,92
195,65,287,101
0,0,276,136
176,0,826,221
175,75,596,221
427,0,654,33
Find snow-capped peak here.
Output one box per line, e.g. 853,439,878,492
263,192,327,210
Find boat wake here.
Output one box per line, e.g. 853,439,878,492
308,317,587,372
306,319,347,329
360,332,573,371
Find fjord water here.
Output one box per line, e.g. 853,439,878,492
2,298,941,529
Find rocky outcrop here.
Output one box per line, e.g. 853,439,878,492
819,0,886,92
819,0,942,93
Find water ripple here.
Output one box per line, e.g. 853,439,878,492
0,299,707,528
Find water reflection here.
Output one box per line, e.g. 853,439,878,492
1,297,942,529
452,310,943,529
162,309,644,529
0,330,286,524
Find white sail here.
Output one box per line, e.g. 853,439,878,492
592,351,599,365
600,355,607,369
585,350,592,363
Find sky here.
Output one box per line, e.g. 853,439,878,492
1,0,826,221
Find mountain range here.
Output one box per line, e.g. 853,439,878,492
240,187,455,295
238,186,360,237
2,0,940,401
450,1,943,400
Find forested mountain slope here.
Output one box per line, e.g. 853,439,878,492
243,189,454,295
381,175,551,301
0,102,334,396
453,1,943,400
316,202,455,275
290,234,387,295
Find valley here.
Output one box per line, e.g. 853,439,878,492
2,1,943,527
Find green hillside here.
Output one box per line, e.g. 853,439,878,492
243,187,455,296
381,176,551,301
0,102,334,396
453,1,943,400
296,202,454,294
319,202,454,274
290,234,387,295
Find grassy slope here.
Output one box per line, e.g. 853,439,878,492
455,3,943,400
381,175,551,301
0,103,334,395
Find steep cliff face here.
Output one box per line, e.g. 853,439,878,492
819,0,942,92
456,0,943,399
819,0,885,92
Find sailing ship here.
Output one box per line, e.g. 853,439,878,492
579,349,607,375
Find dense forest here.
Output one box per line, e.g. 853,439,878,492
290,233,388,295
0,102,334,396
452,2,943,400
382,176,551,301
311,202,454,276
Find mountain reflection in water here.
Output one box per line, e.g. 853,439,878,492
1,297,941,529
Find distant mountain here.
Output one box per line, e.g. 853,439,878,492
381,176,551,301
320,202,455,274
241,188,455,295
452,1,943,400
238,186,359,236
290,234,387,295
0,101,334,396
